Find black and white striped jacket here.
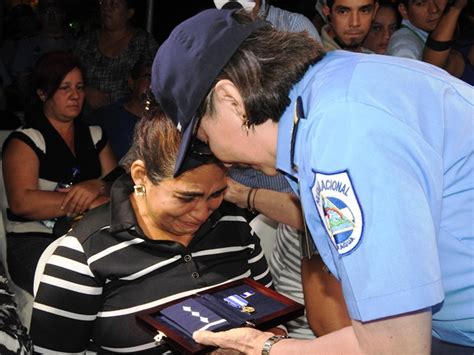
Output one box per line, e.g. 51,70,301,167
31,174,272,354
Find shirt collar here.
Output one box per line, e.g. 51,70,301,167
321,24,341,51
401,19,429,43
276,63,321,179
109,173,140,234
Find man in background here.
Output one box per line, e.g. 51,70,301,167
321,0,377,52
387,0,445,59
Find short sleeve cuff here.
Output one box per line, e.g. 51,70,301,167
346,278,444,322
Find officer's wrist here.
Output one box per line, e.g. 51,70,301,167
261,334,289,355
251,331,274,354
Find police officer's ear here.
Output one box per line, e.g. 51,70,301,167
213,79,247,122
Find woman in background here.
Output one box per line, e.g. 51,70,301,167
363,0,401,54
2,51,116,294
74,0,158,115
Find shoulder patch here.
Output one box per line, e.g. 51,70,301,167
311,171,363,255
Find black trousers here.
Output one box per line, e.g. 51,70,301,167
6,232,56,295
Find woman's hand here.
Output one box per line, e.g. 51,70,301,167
209,348,244,355
58,179,105,216
89,195,110,210
193,328,272,355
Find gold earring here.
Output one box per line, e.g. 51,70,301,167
242,114,251,133
144,99,151,111
134,184,146,196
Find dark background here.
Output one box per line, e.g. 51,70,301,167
60,0,318,44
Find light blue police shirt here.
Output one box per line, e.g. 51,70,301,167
276,50,474,346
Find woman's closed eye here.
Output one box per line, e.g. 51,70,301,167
177,196,196,203
208,187,227,200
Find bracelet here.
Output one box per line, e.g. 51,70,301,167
251,188,258,212
261,335,289,355
247,188,255,211
425,36,454,51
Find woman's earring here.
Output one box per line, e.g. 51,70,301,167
134,184,146,196
144,98,151,112
242,114,250,133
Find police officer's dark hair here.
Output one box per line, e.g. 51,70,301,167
198,10,324,127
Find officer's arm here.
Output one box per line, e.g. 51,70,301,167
194,308,432,354
271,308,432,354
350,308,432,354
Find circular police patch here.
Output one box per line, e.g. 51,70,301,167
311,171,363,255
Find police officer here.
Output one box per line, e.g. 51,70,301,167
150,8,474,355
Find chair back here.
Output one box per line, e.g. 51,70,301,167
0,136,34,330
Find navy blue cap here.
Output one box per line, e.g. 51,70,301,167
151,9,267,176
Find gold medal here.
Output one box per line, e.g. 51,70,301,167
241,306,255,314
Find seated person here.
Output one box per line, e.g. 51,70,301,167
387,0,446,60
86,60,151,161
74,0,158,116
2,51,117,295
363,0,401,54
30,105,276,354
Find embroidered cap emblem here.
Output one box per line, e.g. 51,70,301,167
312,171,363,255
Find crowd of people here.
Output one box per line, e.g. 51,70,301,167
0,0,472,354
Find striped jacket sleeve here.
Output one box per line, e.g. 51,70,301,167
31,235,103,354
247,229,273,288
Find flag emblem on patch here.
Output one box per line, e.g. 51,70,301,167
311,171,363,255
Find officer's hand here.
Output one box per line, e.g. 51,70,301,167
194,328,272,355
224,178,251,209
209,348,243,355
